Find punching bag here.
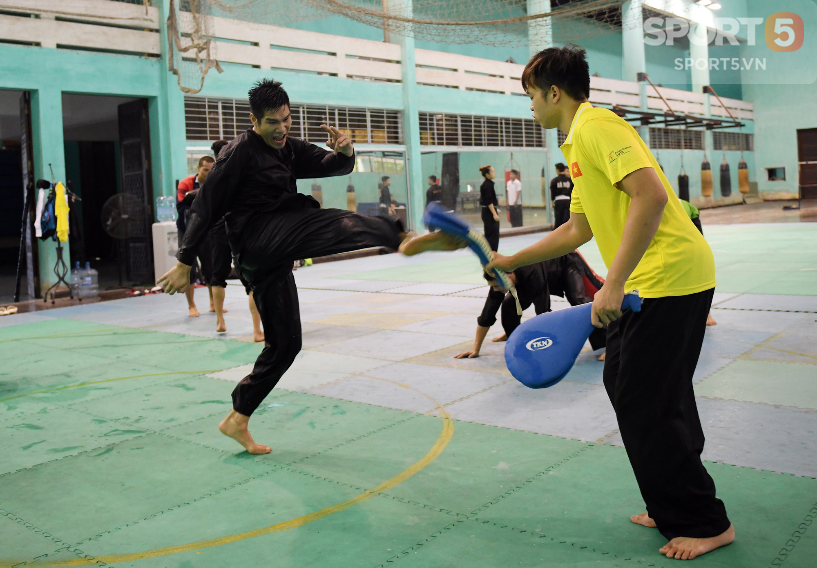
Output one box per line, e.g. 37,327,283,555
720,157,732,197
701,158,713,198
346,178,357,212
738,159,750,194
678,172,690,201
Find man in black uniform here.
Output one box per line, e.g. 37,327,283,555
455,252,606,359
158,79,462,454
549,162,574,229
378,176,397,216
426,175,443,207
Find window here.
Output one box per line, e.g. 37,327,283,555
713,132,753,152
649,128,705,150
418,112,545,148
185,96,402,144
765,167,786,181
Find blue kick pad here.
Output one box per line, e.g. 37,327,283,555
506,295,642,389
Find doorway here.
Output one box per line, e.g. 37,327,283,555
62,94,154,288
798,128,817,200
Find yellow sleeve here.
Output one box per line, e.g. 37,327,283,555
569,187,584,214
578,119,653,185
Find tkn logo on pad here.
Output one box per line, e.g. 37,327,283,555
526,337,553,352
766,13,804,52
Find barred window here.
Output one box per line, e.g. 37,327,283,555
419,112,545,148
649,128,705,150
185,96,402,144
557,130,567,145
713,131,753,152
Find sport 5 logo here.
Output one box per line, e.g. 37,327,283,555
526,337,553,351
765,13,804,52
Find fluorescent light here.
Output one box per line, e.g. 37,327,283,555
709,2,722,9
697,0,712,5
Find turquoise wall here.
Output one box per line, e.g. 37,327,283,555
740,0,817,196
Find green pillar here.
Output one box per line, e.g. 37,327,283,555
31,87,69,296
394,1,424,231
689,23,710,95
527,0,557,223
154,0,190,199
623,1,650,144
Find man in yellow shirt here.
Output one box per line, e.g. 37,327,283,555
487,45,733,560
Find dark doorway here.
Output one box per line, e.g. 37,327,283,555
797,128,817,200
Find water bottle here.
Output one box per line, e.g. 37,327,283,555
70,262,82,297
155,196,177,222
80,261,99,298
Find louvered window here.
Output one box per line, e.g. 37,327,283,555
649,128,705,150
419,112,545,148
713,132,753,152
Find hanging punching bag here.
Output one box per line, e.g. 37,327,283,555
678,172,690,201
346,178,357,212
720,157,732,197
738,159,750,194
701,158,713,198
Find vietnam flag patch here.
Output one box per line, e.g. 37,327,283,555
571,161,583,178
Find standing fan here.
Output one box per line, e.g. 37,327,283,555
100,193,147,287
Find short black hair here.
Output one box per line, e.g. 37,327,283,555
198,155,214,168
483,272,496,283
510,169,520,176
521,44,590,102
555,162,567,172
428,175,437,182
211,140,229,158
248,79,290,121
381,176,390,182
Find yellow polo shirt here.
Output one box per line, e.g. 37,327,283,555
563,103,716,298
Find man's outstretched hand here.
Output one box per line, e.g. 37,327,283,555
157,262,192,295
321,124,353,157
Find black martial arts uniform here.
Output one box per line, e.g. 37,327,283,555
426,183,443,207
178,129,404,416
479,178,500,252
549,173,574,229
543,253,606,351
478,262,550,336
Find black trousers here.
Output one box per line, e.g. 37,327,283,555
231,207,404,416
603,288,730,540
553,200,570,229
509,204,523,227
498,292,532,336
481,207,500,251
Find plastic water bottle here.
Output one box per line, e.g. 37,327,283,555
70,262,82,297
155,196,177,222
80,261,99,298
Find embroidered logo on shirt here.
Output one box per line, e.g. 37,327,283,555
571,162,583,178
608,146,633,164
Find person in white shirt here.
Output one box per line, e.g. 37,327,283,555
506,169,523,227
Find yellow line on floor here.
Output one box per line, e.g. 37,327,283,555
1,379,455,567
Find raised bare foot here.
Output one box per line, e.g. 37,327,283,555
598,352,606,362
659,525,735,560
631,512,657,528
218,411,271,455
253,331,265,343
188,306,200,317
209,306,229,313
491,333,508,342
216,318,227,333
399,231,466,256
706,312,717,326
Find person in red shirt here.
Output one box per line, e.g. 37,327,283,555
176,156,215,317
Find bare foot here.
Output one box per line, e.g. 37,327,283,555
216,318,227,333
659,525,735,560
209,306,228,313
253,331,265,343
598,352,606,362
631,512,657,528
706,312,717,326
218,411,271,455
188,306,200,317
399,231,466,256
491,333,508,342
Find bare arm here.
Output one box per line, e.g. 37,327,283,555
590,167,667,327
454,325,490,359
485,212,593,273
